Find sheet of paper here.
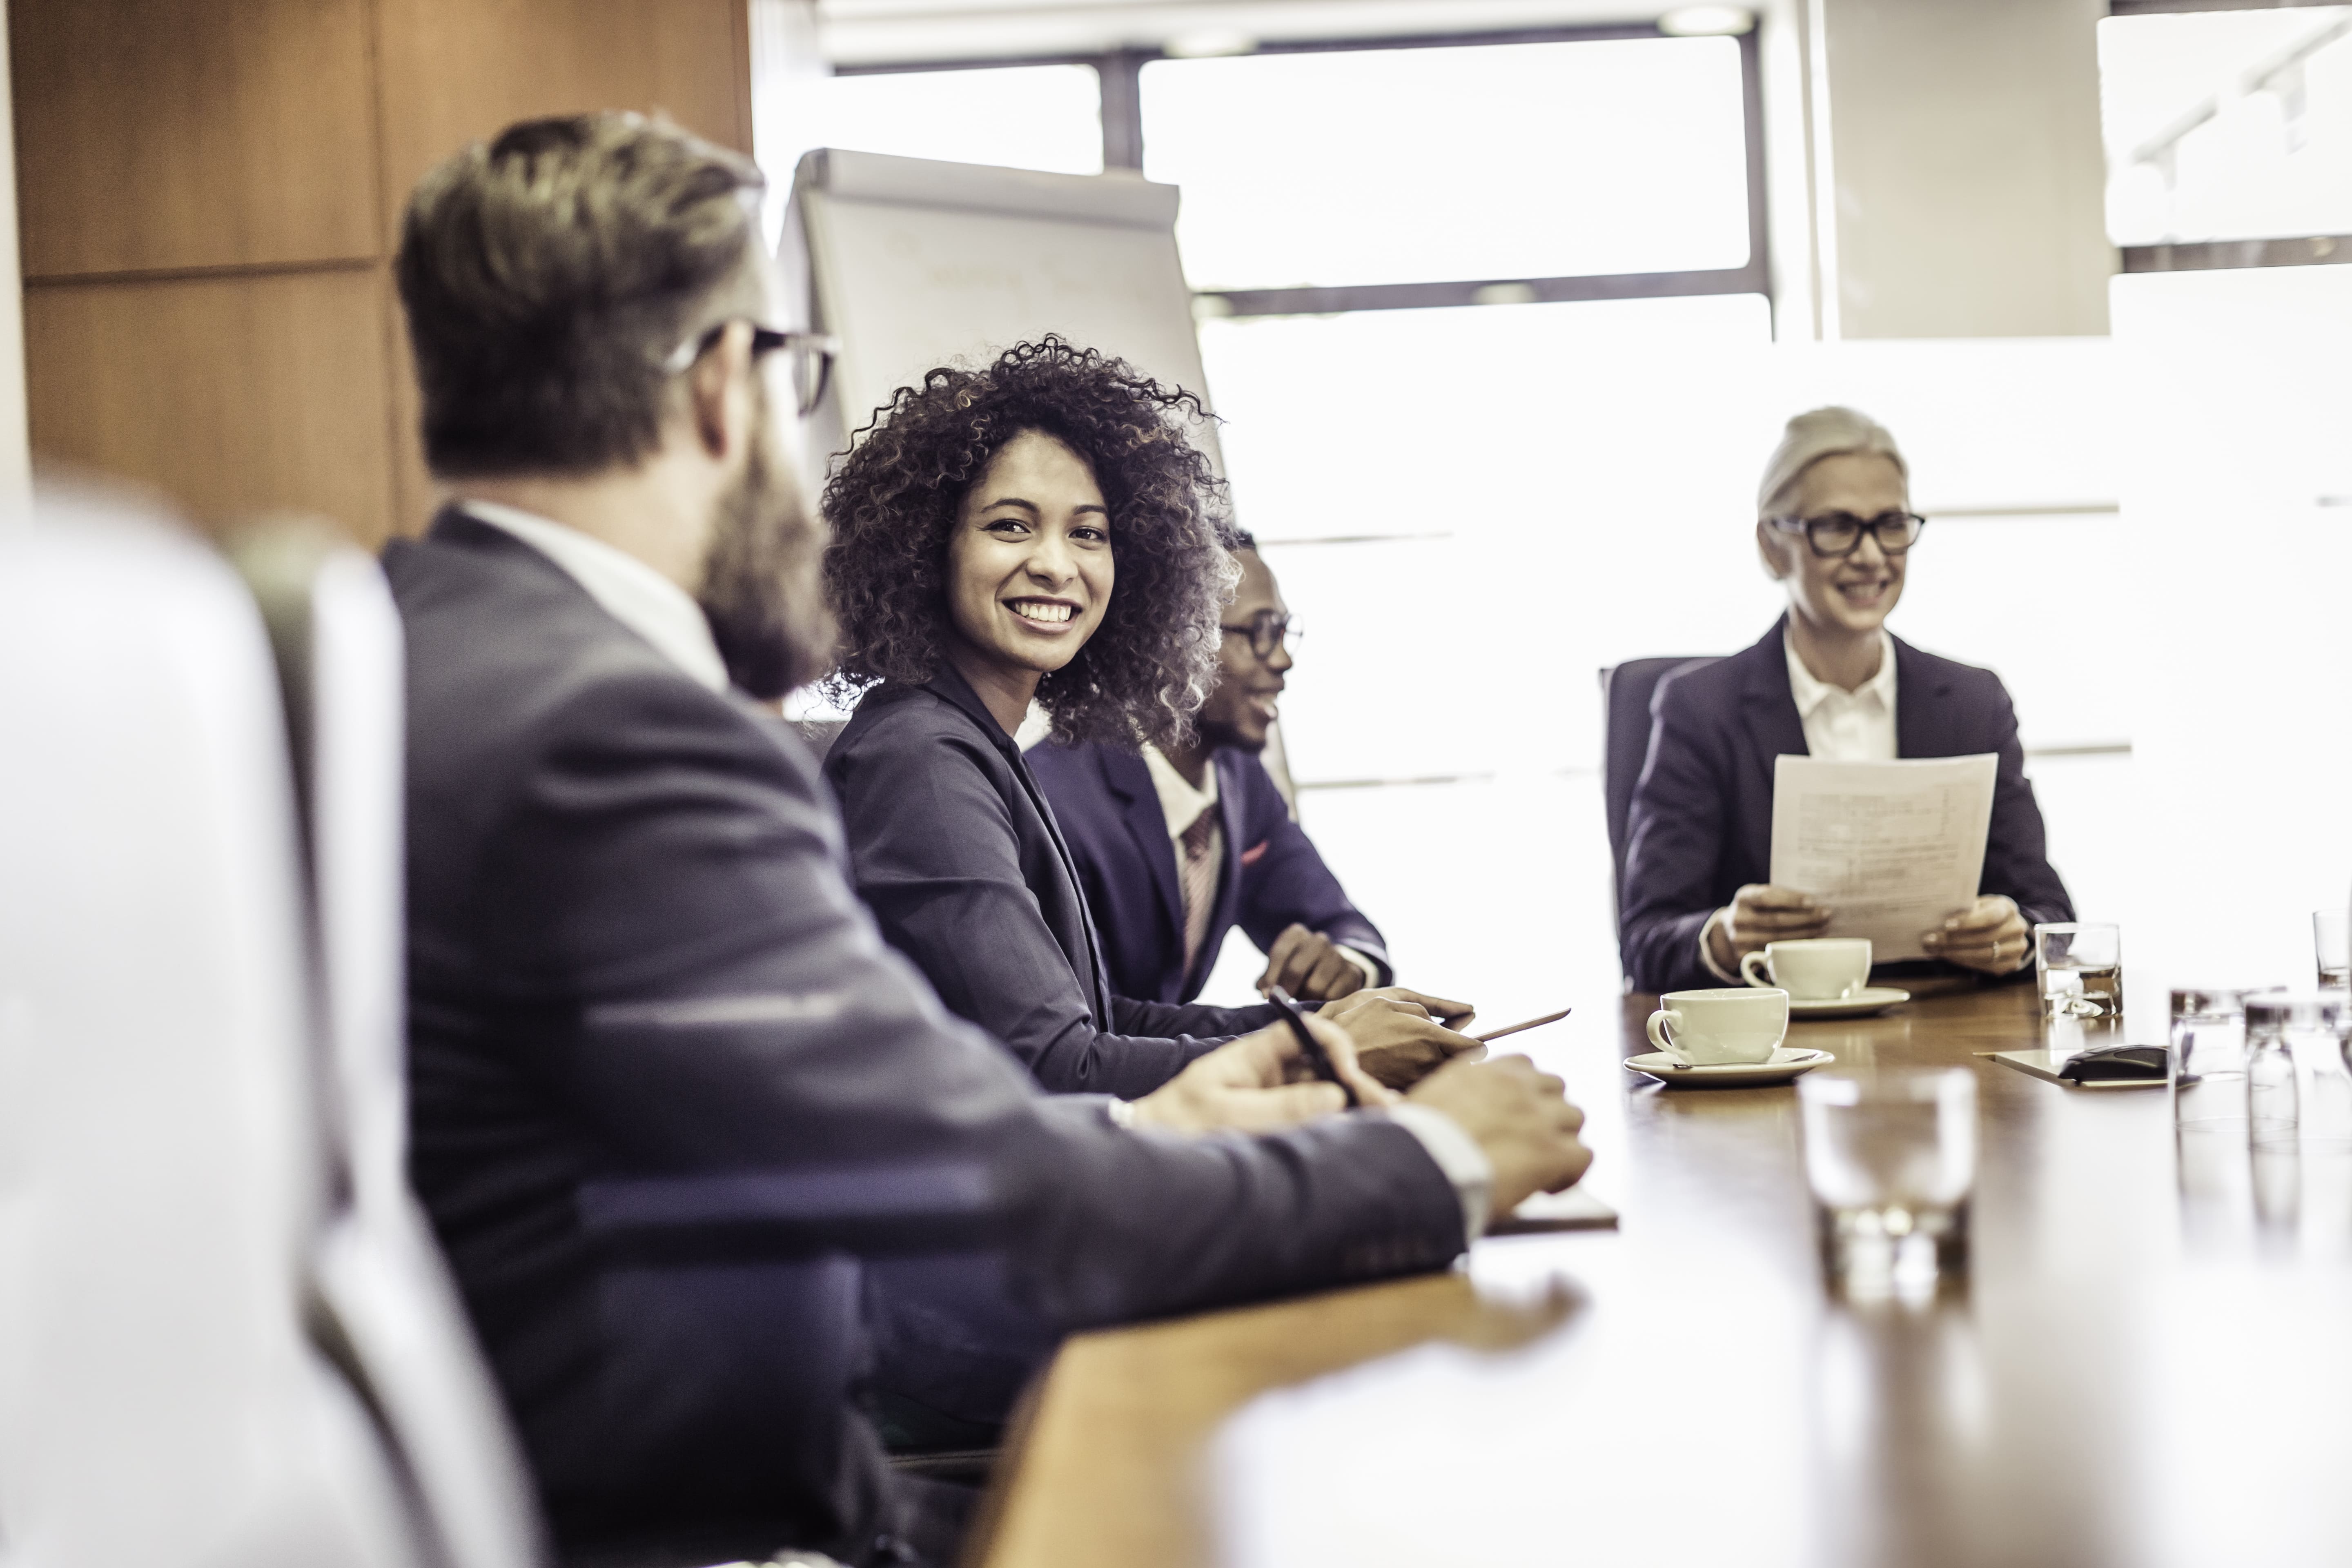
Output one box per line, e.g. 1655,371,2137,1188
1768,754,1998,963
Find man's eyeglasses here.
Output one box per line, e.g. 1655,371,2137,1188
1766,510,1928,559
663,318,842,417
1221,611,1301,661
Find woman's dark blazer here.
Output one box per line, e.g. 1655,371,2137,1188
1617,616,2075,996
824,664,1278,1099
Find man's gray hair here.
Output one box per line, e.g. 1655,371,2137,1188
1756,405,1906,518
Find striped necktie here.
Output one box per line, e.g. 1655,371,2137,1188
1178,805,1220,977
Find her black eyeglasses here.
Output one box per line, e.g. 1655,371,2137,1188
1765,510,1928,558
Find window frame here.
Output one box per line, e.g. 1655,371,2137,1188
833,22,1771,319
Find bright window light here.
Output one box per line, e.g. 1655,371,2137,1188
2098,8,2352,245
816,65,1105,176
1141,38,1751,292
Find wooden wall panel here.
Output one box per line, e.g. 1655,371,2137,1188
11,0,379,278
369,0,754,537
373,0,754,241
24,269,396,543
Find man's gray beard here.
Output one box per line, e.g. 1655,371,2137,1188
697,428,837,702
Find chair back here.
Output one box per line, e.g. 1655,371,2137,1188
1599,656,1718,917
0,496,420,1567
232,522,550,1568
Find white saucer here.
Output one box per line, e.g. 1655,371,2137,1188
1624,1047,1834,1089
1786,987,1910,1019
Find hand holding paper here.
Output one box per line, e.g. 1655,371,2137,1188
1767,755,1998,963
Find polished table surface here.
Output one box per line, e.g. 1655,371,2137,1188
971,983,2352,1568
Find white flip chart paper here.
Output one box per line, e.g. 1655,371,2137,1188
1768,754,1999,962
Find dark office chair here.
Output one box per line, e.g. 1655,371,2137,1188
1598,657,1719,922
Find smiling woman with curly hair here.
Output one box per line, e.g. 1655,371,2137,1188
822,336,1234,746
820,337,1475,1102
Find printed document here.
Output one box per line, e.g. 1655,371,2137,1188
1768,755,1998,962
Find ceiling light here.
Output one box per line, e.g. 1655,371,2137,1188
1659,6,1754,36
1165,29,1257,59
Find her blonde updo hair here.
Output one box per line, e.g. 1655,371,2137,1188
1757,406,1906,519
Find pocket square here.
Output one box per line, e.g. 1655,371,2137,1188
1240,840,1270,866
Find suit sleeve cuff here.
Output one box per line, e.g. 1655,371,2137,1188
1697,909,1740,984
1335,944,1383,990
1379,1103,1493,1242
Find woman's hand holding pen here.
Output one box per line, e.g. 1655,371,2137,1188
1129,1012,1392,1134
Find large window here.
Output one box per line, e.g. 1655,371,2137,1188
816,62,1105,175
1140,38,1753,297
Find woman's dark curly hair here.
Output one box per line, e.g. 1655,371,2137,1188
821,336,1238,749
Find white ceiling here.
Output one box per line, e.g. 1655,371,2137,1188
817,0,1682,66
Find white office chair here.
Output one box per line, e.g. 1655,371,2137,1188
232,522,552,1568
0,493,419,1567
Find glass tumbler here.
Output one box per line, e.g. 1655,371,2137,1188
2243,992,2340,1149
2171,988,2250,1130
2036,922,2121,1020
1801,1069,1977,1293
2316,911,2350,992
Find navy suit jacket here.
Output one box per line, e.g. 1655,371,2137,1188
823,667,1279,1098
385,512,1464,1555
1618,617,2074,996
1025,739,1391,1004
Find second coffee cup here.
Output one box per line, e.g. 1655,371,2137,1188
1740,938,1873,1001
1646,987,1790,1066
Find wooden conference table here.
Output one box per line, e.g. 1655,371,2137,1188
971,982,2352,1568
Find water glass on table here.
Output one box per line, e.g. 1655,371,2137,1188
2242,992,2348,1150
2316,911,2350,992
1801,1069,1976,1296
2170,988,2250,1131
2035,922,2121,1020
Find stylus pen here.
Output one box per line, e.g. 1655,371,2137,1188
1264,984,1360,1109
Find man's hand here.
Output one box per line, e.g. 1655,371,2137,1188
1708,883,1833,973
1406,1056,1592,1216
1256,923,1374,1002
1320,987,1483,1089
1921,894,2030,975
1130,1012,1394,1134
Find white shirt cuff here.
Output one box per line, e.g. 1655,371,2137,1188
1380,1102,1494,1243
1335,943,1383,989
1697,909,1741,984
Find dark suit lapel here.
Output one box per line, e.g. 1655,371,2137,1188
1103,746,1187,947
1891,635,1956,758
1738,615,1810,772
1207,751,1250,955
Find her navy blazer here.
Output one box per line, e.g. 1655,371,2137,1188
1617,617,2074,996
824,664,1278,1098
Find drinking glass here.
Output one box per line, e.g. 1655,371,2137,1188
1801,1069,1976,1294
2035,922,2121,1020
2170,987,2250,1130
2243,992,2340,1149
2315,911,2350,992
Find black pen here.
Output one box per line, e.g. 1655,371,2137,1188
1264,984,1360,1109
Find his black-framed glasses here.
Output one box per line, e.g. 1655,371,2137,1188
1765,509,1928,559
662,318,841,417
1221,610,1301,661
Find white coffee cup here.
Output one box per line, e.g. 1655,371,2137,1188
1645,987,1790,1066
1740,938,1873,1001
